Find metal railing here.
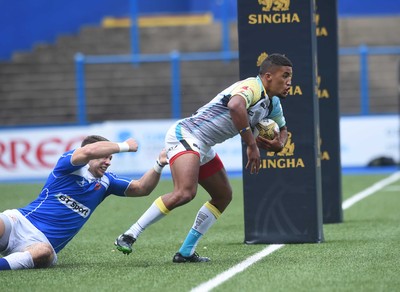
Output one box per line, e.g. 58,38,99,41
74,50,238,124
340,45,400,115
75,44,400,124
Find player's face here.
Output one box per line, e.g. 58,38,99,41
88,155,112,178
265,66,292,99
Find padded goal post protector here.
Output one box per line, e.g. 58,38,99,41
316,0,343,224
238,0,324,243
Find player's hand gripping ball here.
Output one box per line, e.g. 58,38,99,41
254,119,279,140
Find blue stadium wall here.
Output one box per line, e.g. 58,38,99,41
0,0,399,61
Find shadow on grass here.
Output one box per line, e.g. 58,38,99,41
56,257,158,269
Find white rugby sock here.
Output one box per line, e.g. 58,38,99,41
3,251,34,270
192,202,220,234
126,197,170,239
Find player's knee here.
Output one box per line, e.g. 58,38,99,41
222,195,232,210
223,186,233,204
182,190,197,203
0,214,11,252
174,189,197,204
225,192,233,205
29,243,55,269
215,187,233,210
0,219,5,238
0,220,5,252
34,252,54,269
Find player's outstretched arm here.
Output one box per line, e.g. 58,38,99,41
125,149,168,197
72,138,138,165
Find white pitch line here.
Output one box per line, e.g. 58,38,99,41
191,244,284,292
341,171,400,210
191,171,400,292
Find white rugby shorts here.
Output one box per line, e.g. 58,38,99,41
0,209,57,265
165,122,216,166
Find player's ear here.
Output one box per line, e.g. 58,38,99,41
264,72,272,80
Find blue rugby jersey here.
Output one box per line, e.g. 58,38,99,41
18,150,132,253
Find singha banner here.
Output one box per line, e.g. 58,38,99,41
238,0,324,243
316,0,343,224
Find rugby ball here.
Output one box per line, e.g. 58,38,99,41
254,119,279,140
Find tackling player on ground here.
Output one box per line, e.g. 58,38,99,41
115,53,293,262
0,135,168,270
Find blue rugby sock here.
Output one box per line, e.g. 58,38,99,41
0,258,11,270
179,228,202,257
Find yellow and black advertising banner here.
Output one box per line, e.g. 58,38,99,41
316,0,343,224
238,0,324,243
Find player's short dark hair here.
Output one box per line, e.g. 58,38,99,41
259,53,293,75
81,135,109,147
